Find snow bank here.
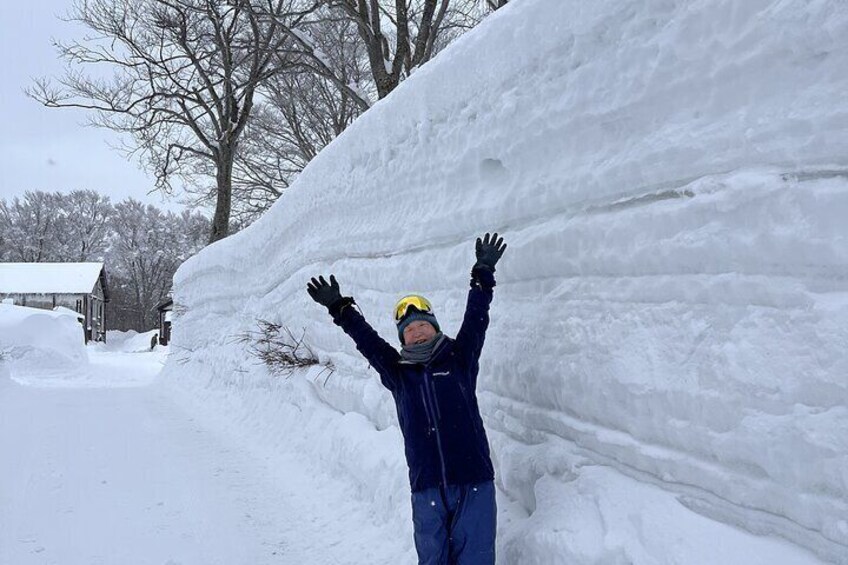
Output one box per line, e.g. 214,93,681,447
101,329,161,353
0,317,165,388
0,303,89,384
164,0,848,562
105,329,139,344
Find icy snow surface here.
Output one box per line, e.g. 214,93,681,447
164,0,848,562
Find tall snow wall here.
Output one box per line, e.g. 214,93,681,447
165,0,848,562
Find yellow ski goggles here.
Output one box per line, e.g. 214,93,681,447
393,294,433,323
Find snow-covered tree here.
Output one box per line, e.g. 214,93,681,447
0,192,64,262
106,198,209,330
55,190,113,262
0,200,11,262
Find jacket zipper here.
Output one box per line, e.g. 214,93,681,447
421,369,449,487
429,378,442,420
419,384,433,436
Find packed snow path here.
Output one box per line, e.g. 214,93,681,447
0,350,407,565
0,347,833,564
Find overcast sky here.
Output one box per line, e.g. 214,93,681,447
0,1,186,212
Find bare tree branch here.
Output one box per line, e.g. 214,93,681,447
28,0,319,242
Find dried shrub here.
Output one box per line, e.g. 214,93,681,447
240,320,333,382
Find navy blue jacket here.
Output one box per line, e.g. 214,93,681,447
332,272,496,492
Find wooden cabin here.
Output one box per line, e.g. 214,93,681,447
156,297,173,346
0,262,110,343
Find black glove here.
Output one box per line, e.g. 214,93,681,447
307,275,354,318
474,232,507,272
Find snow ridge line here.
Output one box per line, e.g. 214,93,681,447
178,268,845,322
175,266,847,325
177,165,848,313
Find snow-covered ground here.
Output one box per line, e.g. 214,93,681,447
161,0,848,564
0,346,822,565
0,347,417,564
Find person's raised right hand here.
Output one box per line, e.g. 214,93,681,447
307,274,343,309
475,232,507,271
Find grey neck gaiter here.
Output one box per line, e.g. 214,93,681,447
401,332,446,364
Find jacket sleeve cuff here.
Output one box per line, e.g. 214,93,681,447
470,265,496,289
329,296,356,321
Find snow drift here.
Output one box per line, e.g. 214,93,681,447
163,0,848,562
0,303,90,384
100,329,162,353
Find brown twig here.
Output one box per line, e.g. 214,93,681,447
240,319,332,379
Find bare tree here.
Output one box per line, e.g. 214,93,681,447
222,0,495,224
260,0,492,106
230,12,369,222
320,0,461,99
269,13,368,157
29,0,319,243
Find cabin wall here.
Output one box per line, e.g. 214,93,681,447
0,292,86,312
90,280,106,341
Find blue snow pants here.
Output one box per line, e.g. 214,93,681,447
411,481,496,565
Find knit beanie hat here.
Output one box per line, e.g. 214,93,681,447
396,307,441,344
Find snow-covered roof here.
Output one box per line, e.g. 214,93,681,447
156,296,174,311
0,262,107,295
